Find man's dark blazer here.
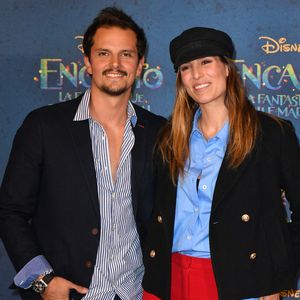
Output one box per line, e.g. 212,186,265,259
142,112,300,300
0,95,165,300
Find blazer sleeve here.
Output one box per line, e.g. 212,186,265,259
0,111,44,271
281,121,300,269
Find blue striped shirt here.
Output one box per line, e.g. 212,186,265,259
14,90,143,299
74,90,143,300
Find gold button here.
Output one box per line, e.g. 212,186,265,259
241,214,250,222
157,216,163,223
150,250,156,258
250,252,257,260
85,260,93,268
91,227,99,235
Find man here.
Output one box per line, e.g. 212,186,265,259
0,7,165,300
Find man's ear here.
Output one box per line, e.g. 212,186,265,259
136,56,145,78
84,55,92,75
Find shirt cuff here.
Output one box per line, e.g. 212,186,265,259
14,255,53,289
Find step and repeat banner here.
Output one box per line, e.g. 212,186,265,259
0,0,299,299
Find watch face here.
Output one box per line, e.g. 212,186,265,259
32,281,46,294
31,272,54,294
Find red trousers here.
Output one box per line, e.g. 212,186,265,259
143,253,218,300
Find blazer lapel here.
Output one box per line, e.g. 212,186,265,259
212,151,254,213
65,110,100,220
131,118,148,216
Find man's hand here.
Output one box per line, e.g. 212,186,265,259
259,293,280,300
41,276,88,300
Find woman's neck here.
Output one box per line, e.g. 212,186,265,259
198,104,228,140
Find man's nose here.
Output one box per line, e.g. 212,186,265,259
110,54,120,68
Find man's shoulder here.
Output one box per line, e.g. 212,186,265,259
31,95,82,115
132,103,166,125
25,95,83,121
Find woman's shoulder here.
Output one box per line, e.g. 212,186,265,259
257,111,293,132
256,111,298,149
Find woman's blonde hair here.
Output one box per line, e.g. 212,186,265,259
158,57,260,183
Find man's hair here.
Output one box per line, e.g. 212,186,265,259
83,6,147,60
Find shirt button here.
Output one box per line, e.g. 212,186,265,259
194,207,199,212
112,192,115,198
157,216,163,223
85,260,93,268
149,250,156,258
250,252,257,260
91,227,99,235
187,235,192,240
202,184,207,190
241,214,250,222
112,223,116,230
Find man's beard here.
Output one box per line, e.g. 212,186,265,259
100,84,128,96
100,68,129,96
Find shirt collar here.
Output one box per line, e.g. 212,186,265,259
73,89,137,127
191,108,229,145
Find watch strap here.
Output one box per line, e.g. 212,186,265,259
31,271,54,293
41,272,55,285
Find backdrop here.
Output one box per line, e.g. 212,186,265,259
1,0,300,299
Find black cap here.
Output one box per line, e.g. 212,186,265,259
169,27,234,72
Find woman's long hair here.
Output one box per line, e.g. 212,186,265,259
158,56,260,183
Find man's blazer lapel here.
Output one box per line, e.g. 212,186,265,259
131,118,148,217
63,102,100,220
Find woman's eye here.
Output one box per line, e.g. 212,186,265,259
180,65,189,72
202,59,212,65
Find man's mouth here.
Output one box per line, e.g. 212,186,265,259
103,69,127,77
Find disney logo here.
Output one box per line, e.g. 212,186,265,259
259,36,300,54
75,35,84,53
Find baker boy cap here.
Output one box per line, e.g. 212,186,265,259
169,27,235,72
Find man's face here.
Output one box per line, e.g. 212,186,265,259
84,26,144,97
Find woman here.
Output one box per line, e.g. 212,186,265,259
142,27,300,300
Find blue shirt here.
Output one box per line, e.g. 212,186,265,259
172,109,258,300
172,108,228,257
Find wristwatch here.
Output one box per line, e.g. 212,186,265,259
31,271,55,294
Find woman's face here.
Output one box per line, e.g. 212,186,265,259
179,56,229,108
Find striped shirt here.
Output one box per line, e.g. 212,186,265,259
74,89,144,300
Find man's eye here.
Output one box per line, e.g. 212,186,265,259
98,51,108,56
122,52,133,57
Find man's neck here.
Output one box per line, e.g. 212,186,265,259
89,88,130,127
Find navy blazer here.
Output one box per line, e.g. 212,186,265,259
0,95,165,300
142,113,300,300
